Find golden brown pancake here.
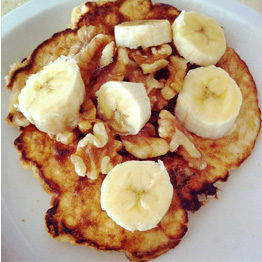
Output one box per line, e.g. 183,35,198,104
14,125,188,262
72,0,180,33
5,0,261,261
159,47,261,211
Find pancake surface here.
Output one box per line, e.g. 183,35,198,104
5,0,261,261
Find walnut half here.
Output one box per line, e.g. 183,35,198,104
158,110,207,170
71,122,122,179
121,123,169,159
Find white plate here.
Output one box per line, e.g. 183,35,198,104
2,0,262,261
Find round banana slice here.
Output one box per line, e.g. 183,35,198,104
100,160,173,232
172,11,226,66
175,65,242,139
18,56,85,134
96,81,151,135
115,19,172,49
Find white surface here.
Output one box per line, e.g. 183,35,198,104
1,0,262,261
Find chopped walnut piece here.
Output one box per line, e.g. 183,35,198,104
71,123,122,179
69,25,101,56
151,44,172,57
149,88,168,111
130,44,172,74
124,58,139,80
161,56,188,100
140,59,169,74
100,155,113,174
170,130,200,158
128,69,163,93
145,73,164,93
128,69,167,111
158,110,207,170
100,41,116,68
72,33,113,86
56,131,76,145
88,46,129,97
121,123,169,159
78,122,108,149
78,120,92,134
128,69,148,88
78,98,97,134
130,44,172,65
70,154,87,177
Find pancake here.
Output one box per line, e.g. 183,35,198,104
71,0,179,32
160,47,261,211
5,0,261,261
14,125,188,262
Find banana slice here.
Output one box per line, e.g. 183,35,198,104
18,56,85,134
96,81,151,135
115,20,172,49
172,11,226,66
175,65,242,139
100,160,173,232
